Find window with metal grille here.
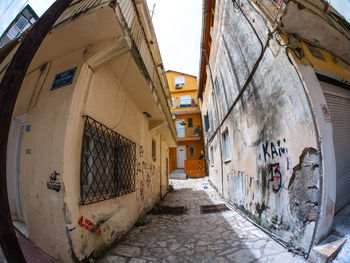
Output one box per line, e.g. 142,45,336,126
80,116,136,205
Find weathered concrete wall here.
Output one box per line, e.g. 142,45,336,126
201,0,322,251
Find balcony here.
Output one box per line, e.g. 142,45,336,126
176,126,201,140
171,98,200,111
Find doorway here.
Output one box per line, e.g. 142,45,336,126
177,146,186,168
7,114,27,236
176,119,185,138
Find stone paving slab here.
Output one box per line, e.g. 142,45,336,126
100,178,307,263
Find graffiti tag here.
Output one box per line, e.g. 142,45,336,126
78,216,102,237
47,171,61,192
262,139,287,162
262,139,290,193
268,163,282,192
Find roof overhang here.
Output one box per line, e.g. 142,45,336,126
197,0,215,99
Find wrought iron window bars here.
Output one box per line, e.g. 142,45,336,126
80,116,136,205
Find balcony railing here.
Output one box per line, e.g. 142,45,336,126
172,98,200,110
176,126,201,139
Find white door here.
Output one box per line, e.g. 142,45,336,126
7,114,27,222
176,119,185,138
177,146,186,168
322,82,350,212
16,123,25,222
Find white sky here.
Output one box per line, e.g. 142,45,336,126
0,0,349,77
145,0,202,77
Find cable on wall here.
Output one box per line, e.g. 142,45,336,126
27,61,52,111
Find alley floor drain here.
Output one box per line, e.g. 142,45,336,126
200,204,230,214
150,205,187,215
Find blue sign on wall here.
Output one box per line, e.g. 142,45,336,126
51,67,77,91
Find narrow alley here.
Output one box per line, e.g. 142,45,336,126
101,178,306,263
1,0,350,262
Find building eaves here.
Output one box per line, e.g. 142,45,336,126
166,70,197,79
53,0,110,28
197,0,215,99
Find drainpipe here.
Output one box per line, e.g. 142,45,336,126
0,1,73,262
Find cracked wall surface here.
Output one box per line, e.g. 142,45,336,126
201,0,322,251
289,148,319,228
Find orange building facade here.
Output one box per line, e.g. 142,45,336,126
166,71,206,177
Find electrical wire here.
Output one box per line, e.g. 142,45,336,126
27,61,52,111
110,44,135,130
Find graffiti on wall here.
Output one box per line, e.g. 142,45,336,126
137,161,155,176
47,171,61,192
78,216,102,237
262,139,291,193
136,143,156,201
267,163,282,192
262,139,288,162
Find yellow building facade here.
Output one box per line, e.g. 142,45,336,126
166,71,205,177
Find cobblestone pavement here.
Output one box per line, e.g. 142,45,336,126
101,178,307,263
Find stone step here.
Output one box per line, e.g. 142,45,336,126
308,234,346,263
169,173,186,180
172,169,185,174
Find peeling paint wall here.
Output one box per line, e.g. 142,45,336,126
200,0,322,251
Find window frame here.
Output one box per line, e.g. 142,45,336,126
180,95,191,107
80,116,136,205
210,145,215,166
189,145,195,156
152,139,156,161
222,129,231,163
215,77,220,95
188,118,193,128
175,76,185,88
